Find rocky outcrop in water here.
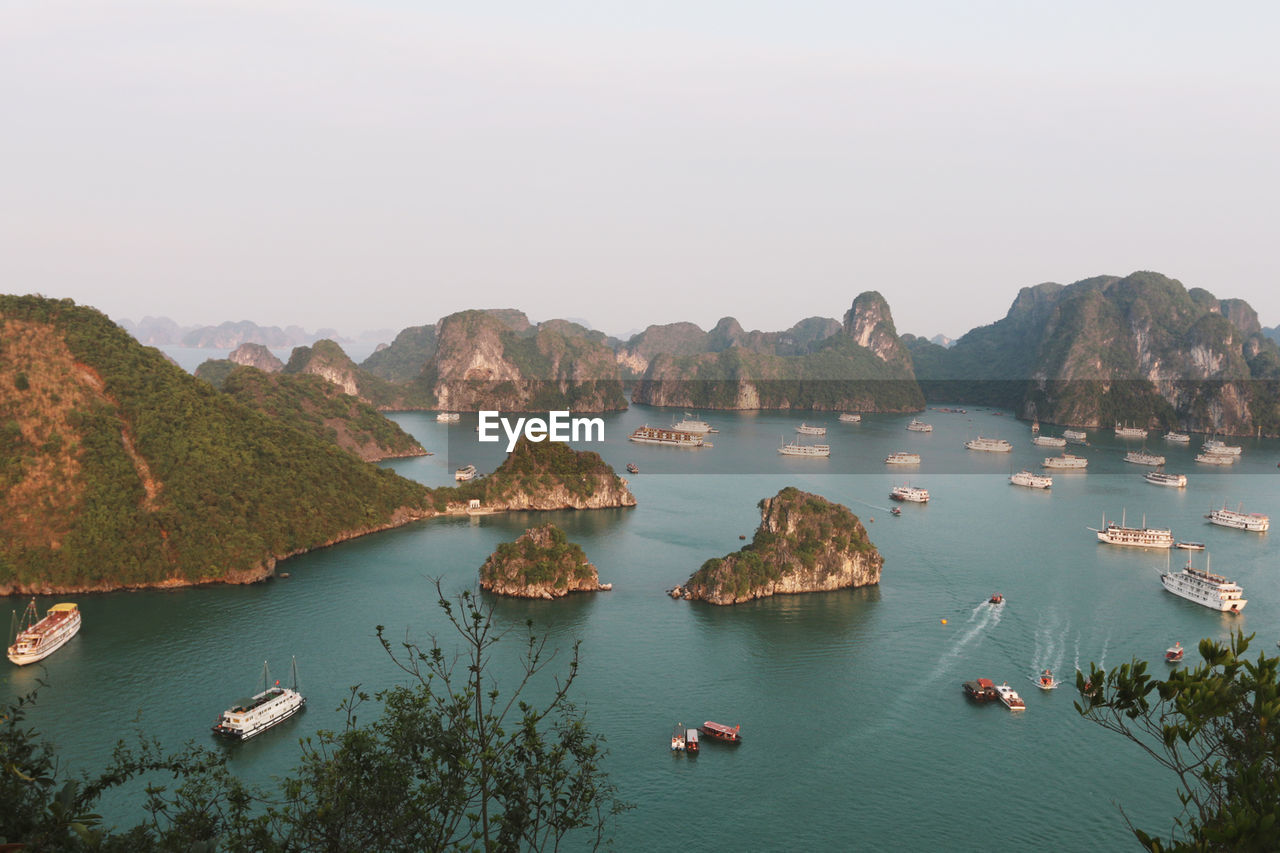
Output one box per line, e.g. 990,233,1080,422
479,523,611,598
677,487,882,605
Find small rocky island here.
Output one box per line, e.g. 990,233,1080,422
674,487,882,605
479,523,612,599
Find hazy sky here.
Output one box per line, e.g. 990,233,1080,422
4,1,1278,340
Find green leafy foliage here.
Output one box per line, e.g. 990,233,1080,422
1077,632,1280,851
480,524,596,591
0,586,627,851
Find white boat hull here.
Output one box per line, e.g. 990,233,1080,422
1160,576,1246,612
6,610,81,666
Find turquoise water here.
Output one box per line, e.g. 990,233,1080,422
5,406,1278,851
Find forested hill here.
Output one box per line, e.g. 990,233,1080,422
0,295,432,594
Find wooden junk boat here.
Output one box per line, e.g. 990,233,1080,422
962,678,998,701
698,721,743,743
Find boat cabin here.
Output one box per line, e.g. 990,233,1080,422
962,678,997,701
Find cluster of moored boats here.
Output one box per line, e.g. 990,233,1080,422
670,720,743,754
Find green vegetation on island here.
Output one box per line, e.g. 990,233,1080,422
681,487,882,605
479,523,608,598
0,295,433,593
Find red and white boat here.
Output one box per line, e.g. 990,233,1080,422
995,683,1026,711
7,600,81,666
1034,669,1061,690
1165,642,1184,663
698,721,743,743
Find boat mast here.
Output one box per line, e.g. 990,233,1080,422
261,660,270,693
290,656,300,692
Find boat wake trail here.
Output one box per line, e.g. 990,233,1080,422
931,603,1003,680
1032,612,1070,674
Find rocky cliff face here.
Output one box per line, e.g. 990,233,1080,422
479,524,611,598
916,272,1280,436
229,343,284,372
427,311,626,412
631,292,923,412
679,488,882,605
284,339,362,396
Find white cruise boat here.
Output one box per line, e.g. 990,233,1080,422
838,413,862,423
1207,504,1270,532
1124,450,1166,466
884,452,921,465
906,419,933,433
1144,471,1187,488
965,437,1012,453
1031,434,1066,447
1062,429,1088,442
1164,431,1191,443
1201,439,1242,456
1042,453,1087,469
671,413,717,434
1092,511,1173,548
1160,554,1246,613
890,485,930,503
1195,452,1236,465
212,659,306,741
454,464,477,481
1010,470,1052,489
6,601,81,666
629,425,705,448
995,683,1026,711
1114,424,1148,439
436,412,461,423
779,439,830,457
795,422,827,436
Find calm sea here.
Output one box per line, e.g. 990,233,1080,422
5,406,1277,851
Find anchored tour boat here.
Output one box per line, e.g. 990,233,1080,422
1207,504,1270,532
1091,511,1173,548
7,601,81,666
1144,471,1187,488
1160,553,1246,613
1164,431,1191,443
1042,453,1088,470
670,724,687,752
1010,470,1052,489
1062,429,1088,443
965,436,1013,453
212,658,306,740
671,413,717,434
626,463,639,474
1175,541,1205,550
436,412,461,423
884,452,921,465
795,422,827,436
1031,434,1066,447
454,464,477,482
1195,452,1236,465
1114,424,1148,439
838,413,862,423
1124,449,1166,467
906,418,933,433
629,425,706,448
779,438,830,457
1201,439,1242,456
890,485,930,503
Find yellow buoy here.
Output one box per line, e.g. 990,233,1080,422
941,618,948,625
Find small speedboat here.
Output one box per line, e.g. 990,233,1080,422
988,593,1004,605
890,507,902,517
1035,669,1060,690
1174,541,1206,551
626,463,639,474
1165,642,1184,663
